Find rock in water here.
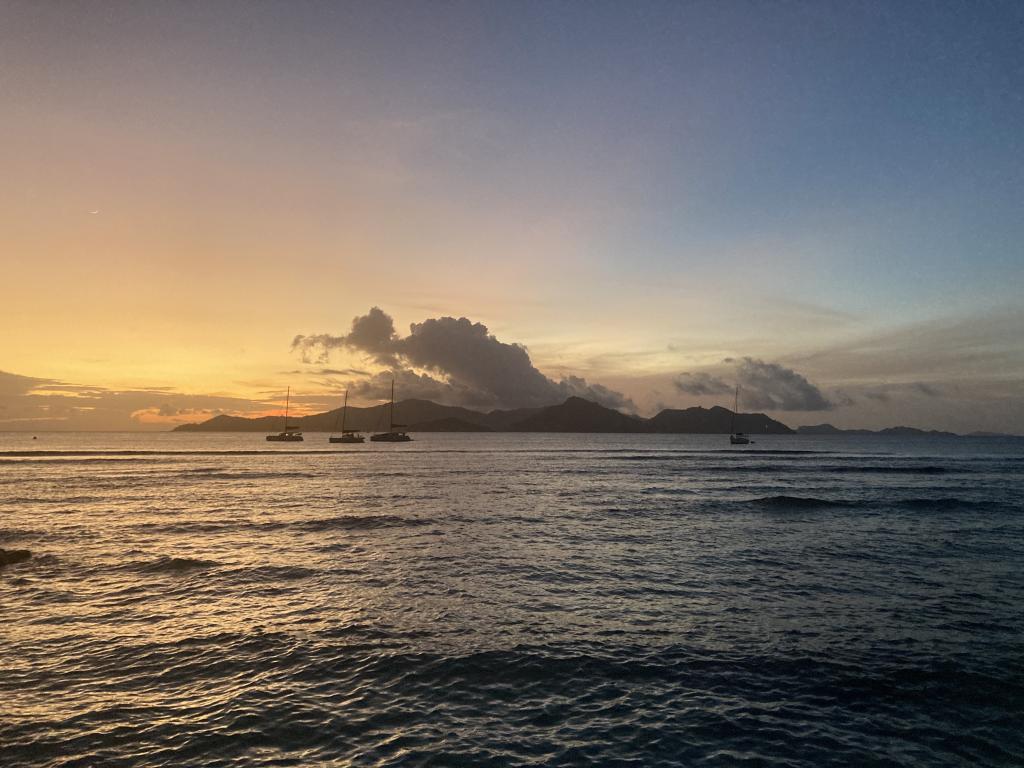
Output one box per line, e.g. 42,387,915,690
0,549,32,568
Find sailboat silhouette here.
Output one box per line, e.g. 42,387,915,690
329,389,364,444
729,384,752,445
370,379,412,442
266,387,303,442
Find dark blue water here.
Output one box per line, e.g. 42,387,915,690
2,433,1022,767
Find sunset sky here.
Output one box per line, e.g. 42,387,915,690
2,1,1022,432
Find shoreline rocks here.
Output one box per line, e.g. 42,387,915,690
0,549,32,568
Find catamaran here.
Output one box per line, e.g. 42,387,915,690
329,389,364,444
370,379,412,442
729,384,752,445
267,386,303,442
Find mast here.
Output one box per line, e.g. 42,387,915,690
284,386,290,431
731,384,739,434
389,379,395,430
341,389,348,433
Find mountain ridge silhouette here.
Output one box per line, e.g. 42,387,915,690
173,396,794,434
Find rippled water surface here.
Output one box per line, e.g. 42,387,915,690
2,432,1023,767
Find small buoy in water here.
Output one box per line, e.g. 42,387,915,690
33,436,37,440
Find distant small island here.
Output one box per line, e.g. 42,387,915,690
794,424,1016,438
172,396,1005,436
795,424,959,437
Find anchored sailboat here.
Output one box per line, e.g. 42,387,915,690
729,384,752,445
370,379,412,442
329,389,364,444
266,386,303,442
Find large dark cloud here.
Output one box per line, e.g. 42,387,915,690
675,357,833,411
292,307,634,410
738,358,833,411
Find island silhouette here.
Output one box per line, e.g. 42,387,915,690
174,396,976,436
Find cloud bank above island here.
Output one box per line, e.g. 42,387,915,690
292,307,635,411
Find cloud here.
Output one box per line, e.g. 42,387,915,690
316,367,371,377
861,382,942,403
736,357,833,411
293,307,634,410
132,406,228,424
0,370,56,397
793,306,1024,383
292,307,397,365
347,307,400,361
863,390,891,403
0,372,271,431
674,371,731,396
830,389,857,407
675,358,833,411
344,369,478,404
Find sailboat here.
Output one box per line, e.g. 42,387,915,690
267,386,303,442
370,379,412,442
729,384,752,445
329,389,364,444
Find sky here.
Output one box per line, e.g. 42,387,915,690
1,0,1022,432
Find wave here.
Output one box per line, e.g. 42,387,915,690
4,495,104,505
3,640,1019,768
134,556,218,574
181,469,319,480
745,495,1010,512
896,497,1008,511
259,514,432,533
619,449,827,459
0,527,39,542
829,464,953,474
127,557,317,581
672,463,961,475
127,515,432,536
131,520,235,534
219,564,318,582
0,457,162,464
748,495,853,509
741,495,1011,514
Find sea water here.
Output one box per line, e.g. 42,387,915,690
1,432,1022,766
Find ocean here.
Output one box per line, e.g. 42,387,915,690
1,432,1022,767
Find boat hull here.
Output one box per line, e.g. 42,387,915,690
329,436,365,443
266,434,304,442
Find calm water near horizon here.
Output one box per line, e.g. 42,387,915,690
2,432,1022,766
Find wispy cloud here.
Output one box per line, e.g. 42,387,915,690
0,371,271,431
793,306,1024,382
